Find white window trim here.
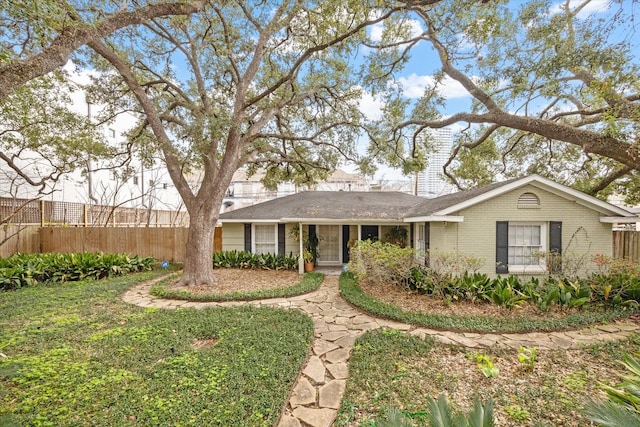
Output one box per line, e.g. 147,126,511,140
508,222,547,274
252,223,278,254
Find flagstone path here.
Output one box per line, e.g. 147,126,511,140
122,274,640,427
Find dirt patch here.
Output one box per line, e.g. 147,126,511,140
167,268,302,295
191,337,218,350
360,280,569,320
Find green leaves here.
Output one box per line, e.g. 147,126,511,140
0,252,155,290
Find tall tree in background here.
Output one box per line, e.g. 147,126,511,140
88,1,441,287
364,0,640,201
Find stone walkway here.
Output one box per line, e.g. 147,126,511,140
122,274,640,427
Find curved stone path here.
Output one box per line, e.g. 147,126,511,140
122,274,640,427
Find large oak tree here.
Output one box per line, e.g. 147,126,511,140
88,0,442,287
364,0,640,201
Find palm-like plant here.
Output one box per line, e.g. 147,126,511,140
583,353,640,427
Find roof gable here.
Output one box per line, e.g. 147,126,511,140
406,175,634,219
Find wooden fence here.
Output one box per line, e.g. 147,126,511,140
0,225,41,258
613,230,640,262
1,226,222,262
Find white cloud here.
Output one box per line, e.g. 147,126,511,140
358,90,385,120
397,74,470,100
369,18,423,43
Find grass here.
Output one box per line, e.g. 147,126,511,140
339,272,638,333
335,329,640,426
149,271,323,301
0,270,313,427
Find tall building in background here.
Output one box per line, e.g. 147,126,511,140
416,128,453,198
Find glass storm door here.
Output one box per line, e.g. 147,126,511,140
317,225,340,265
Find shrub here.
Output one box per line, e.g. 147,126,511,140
583,354,640,427
212,250,297,270
0,253,155,290
348,240,416,285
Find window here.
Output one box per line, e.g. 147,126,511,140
253,224,276,254
108,128,116,138
163,183,168,190
133,176,139,185
507,223,546,272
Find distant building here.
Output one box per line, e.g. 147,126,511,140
222,168,371,212
416,128,454,198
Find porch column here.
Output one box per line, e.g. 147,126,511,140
298,222,304,274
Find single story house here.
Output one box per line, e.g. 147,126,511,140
218,175,637,276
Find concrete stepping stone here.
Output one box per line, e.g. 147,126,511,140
290,377,316,407
303,356,326,384
325,347,350,364
313,340,339,356
291,407,336,427
319,380,346,409
326,362,349,380
277,415,301,427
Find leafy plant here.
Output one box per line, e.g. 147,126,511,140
348,240,416,286
475,354,499,378
212,250,297,270
583,353,640,426
426,393,494,427
518,346,537,372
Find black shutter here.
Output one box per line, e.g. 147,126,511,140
278,224,285,256
549,221,562,273
342,225,350,263
424,222,430,267
409,223,414,249
496,221,509,274
244,223,251,252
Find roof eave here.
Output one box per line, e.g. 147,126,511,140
403,215,464,223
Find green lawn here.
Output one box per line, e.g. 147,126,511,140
336,329,640,426
0,271,313,426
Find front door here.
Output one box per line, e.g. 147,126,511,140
317,225,341,265
361,225,379,241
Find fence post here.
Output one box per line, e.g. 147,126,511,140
40,200,45,226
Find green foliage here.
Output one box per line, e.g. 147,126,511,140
151,272,323,302
212,250,297,270
427,394,494,427
474,354,499,379
0,252,155,290
339,272,638,333
518,346,537,372
0,273,313,426
348,240,416,286
584,354,640,426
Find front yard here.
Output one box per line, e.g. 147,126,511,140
336,329,640,426
0,270,313,426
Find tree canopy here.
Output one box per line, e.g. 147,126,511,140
363,0,640,202
86,0,440,286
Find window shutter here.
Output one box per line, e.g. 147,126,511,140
244,223,251,252
425,222,430,267
278,224,285,256
342,225,350,263
549,221,562,273
496,221,509,274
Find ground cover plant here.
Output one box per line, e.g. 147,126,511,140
335,329,640,426
340,273,636,333
0,252,155,290
150,270,323,302
0,271,313,426
345,244,640,332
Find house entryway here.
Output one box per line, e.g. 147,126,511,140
317,225,341,266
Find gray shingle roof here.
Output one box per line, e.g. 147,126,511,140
405,177,522,217
219,191,425,221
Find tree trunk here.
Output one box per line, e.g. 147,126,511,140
177,208,216,287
